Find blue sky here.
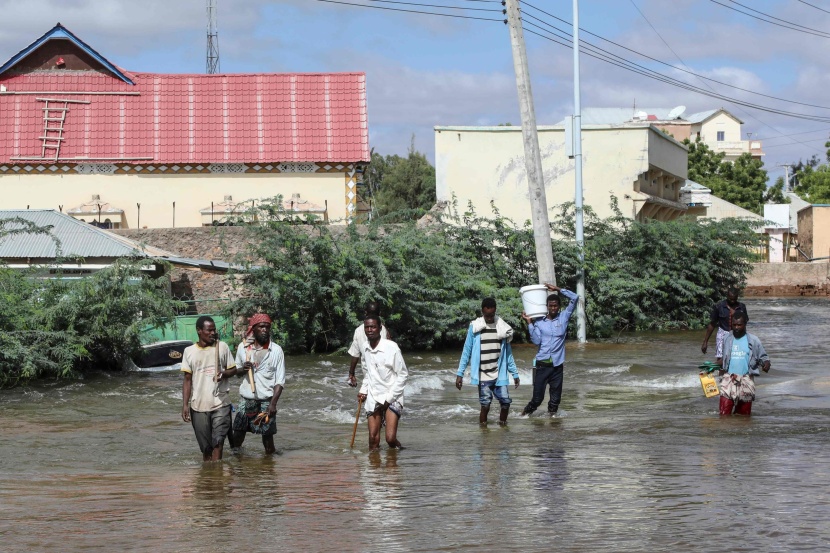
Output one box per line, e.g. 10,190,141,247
2,0,830,183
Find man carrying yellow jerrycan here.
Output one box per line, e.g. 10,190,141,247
699,311,770,416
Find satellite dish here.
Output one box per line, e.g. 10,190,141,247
667,105,686,119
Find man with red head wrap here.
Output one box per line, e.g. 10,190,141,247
229,313,285,454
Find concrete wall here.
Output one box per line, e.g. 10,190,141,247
0,170,349,228
435,125,687,224
746,262,830,296
113,227,252,312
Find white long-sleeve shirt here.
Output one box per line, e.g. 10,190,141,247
359,338,407,406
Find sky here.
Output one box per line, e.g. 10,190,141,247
2,0,830,184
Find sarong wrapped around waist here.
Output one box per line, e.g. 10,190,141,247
233,399,276,436
719,374,755,402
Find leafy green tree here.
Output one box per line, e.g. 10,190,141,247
763,176,789,205
793,164,830,203
372,138,436,221
685,138,768,214
685,138,725,183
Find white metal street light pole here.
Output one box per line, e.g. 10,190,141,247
504,0,557,286
572,0,587,343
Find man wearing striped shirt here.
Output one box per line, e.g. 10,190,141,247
455,298,520,425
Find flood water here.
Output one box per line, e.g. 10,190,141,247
1,297,828,552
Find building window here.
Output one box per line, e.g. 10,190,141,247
717,131,725,141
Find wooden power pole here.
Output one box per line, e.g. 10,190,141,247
504,0,556,286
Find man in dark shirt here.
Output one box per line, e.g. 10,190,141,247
701,287,748,361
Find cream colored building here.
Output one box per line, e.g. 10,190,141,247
577,108,764,162
435,124,688,223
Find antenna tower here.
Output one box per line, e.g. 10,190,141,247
206,0,220,74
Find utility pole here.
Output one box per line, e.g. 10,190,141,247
779,164,792,192
504,0,556,286
571,0,587,343
206,0,220,74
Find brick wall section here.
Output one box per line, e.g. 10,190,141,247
746,262,830,296
112,227,254,313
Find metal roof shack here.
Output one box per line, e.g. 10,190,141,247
0,209,172,276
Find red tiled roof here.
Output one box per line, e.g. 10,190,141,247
0,70,369,164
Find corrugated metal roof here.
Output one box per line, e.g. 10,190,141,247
0,209,172,258
0,26,370,164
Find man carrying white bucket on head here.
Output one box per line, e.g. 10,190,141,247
520,283,579,417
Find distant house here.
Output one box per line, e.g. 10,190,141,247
0,24,370,228
576,107,763,162
435,124,688,223
796,205,830,262
0,209,171,277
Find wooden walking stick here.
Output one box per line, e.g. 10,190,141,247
245,346,256,395
350,396,364,449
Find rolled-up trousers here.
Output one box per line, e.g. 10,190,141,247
524,363,564,414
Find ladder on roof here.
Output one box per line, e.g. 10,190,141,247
37,98,91,161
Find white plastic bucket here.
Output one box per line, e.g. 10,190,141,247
519,284,549,318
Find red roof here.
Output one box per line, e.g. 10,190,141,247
0,70,369,164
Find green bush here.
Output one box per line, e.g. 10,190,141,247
226,197,764,352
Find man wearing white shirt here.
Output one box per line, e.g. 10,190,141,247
347,301,389,387
357,315,407,450
230,313,285,454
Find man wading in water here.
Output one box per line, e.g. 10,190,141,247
455,297,520,425
357,315,408,450
346,301,390,388
520,283,579,417
717,311,770,416
181,316,237,462
701,287,748,362
229,314,285,455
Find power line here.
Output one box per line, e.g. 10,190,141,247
522,1,830,155
362,0,502,12
624,0,822,154
708,0,830,38
312,0,505,22
796,0,830,15
522,2,830,111
521,22,830,124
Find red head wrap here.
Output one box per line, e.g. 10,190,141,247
246,313,272,339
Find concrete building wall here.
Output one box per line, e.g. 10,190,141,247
435,125,688,224
798,207,815,259
0,170,350,228
799,205,830,261
746,261,830,296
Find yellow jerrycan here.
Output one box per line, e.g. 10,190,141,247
698,362,720,398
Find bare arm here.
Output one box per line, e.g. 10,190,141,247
268,384,284,416
701,322,716,353
348,356,359,387
181,372,192,422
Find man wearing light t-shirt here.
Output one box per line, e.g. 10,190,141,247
181,316,237,462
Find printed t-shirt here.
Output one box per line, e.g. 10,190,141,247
727,335,751,376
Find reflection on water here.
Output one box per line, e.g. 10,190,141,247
0,298,829,552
